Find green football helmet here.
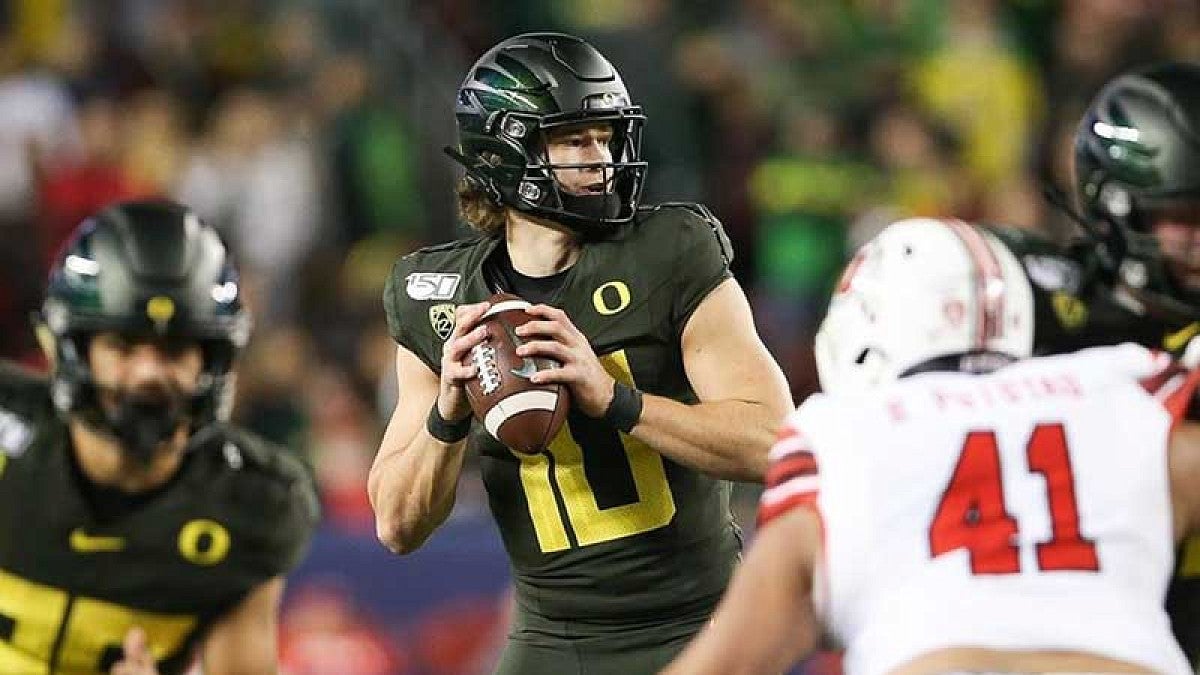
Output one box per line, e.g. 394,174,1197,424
446,32,647,236
1075,61,1200,318
39,199,250,461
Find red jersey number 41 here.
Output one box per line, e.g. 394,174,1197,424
929,422,1100,574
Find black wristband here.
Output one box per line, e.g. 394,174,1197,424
426,403,472,444
603,382,643,433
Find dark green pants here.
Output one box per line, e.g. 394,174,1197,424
493,609,708,675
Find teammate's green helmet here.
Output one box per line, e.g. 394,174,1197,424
40,199,249,453
1075,62,1200,315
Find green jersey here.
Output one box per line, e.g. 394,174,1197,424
986,224,1196,354
0,362,319,675
384,204,742,624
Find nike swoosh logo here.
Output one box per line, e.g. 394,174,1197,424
511,357,538,380
1164,321,1200,354
501,321,540,380
69,528,125,553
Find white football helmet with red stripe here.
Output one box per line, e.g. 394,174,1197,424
816,218,1034,394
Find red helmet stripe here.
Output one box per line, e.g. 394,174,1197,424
942,219,1005,350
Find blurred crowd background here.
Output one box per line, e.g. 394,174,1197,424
0,1,1196,673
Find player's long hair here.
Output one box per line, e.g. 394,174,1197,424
457,175,506,236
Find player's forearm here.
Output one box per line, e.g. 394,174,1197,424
632,395,777,481
369,432,468,554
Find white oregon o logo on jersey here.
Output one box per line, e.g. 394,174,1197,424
592,281,631,315
178,519,231,566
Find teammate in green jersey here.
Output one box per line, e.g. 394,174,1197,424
369,33,793,675
0,200,318,674
984,62,1200,361
979,63,1200,667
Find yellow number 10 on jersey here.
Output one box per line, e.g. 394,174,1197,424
516,350,677,553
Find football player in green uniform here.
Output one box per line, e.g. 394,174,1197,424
989,64,1200,358
979,62,1200,666
0,200,319,674
369,33,793,675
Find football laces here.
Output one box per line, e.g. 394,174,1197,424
472,344,502,395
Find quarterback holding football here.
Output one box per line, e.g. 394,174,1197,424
369,32,792,675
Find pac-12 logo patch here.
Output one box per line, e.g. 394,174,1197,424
406,272,460,301
429,304,456,340
1051,291,1088,330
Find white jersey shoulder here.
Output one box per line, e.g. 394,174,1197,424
778,344,1190,675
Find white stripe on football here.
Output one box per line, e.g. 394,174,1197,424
484,390,560,438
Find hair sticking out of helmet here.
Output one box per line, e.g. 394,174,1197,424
446,33,647,237
815,218,1034,395
38,199,250,456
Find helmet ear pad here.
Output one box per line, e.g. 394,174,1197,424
42,328,95,417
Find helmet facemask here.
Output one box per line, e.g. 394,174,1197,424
456,107,646,238
1078,170,1200,321
524,110,646,234
93,366,191,468
45,327,237,466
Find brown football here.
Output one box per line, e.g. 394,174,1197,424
464,293,570,454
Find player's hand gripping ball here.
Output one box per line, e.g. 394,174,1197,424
464,293,570,453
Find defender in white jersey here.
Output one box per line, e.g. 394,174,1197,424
665,218,1200,675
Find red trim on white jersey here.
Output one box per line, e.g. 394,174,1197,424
768,426,811,461
766,453,818,486
760,421,822,527
758,485,820,528
1140,352,1200,426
